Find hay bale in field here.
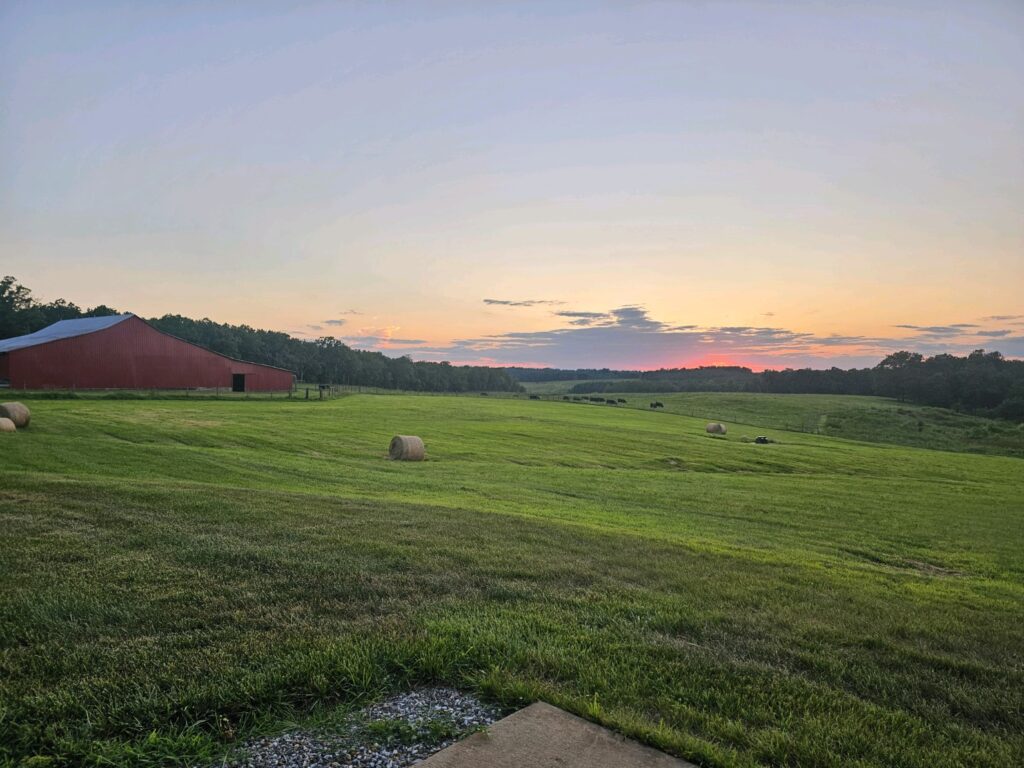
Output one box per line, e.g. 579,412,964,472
389,435,425,461
0,417,16,433
706,422,727,435
0,402,30,429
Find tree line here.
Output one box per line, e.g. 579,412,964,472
4,276,1021,415
0,276,521,392
557,352,1024,421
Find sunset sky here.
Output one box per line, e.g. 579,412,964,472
2,1,1022,370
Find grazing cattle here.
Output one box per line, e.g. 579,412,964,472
480,392,488,396
589,397,604,402
562,396,570,400
606,399,617,405
655,401,664,408
529,394,540,400
617,398,626,403
754,436,770,444
572,396,583,401
650,402,657,409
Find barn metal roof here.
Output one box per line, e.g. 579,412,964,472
0,314,134,353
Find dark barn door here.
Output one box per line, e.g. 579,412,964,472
232,373,246,392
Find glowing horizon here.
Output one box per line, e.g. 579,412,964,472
2,1,1021,371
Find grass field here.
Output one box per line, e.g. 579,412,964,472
2,394,1022,767
542,391,1024,458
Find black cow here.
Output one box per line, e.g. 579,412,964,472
617,398,626,403
529,394,540,400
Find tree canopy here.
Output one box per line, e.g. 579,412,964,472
521,357,1024,421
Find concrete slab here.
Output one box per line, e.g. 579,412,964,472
419,701,695,768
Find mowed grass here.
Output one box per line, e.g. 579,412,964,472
1,395,1022,767
553,391,1024,458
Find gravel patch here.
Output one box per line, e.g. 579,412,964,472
223,687,500,768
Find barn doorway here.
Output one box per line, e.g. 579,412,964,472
232,373,246,392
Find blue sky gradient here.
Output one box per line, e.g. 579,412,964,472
2,1,1022,368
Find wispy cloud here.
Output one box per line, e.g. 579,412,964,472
893,325,968,337
554,310,612,327
337,324,427,347
484,298,564,307
892,323,1024,350
343,335,427,346
323,319,346,327
555,310,609,319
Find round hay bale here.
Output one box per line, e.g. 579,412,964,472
389,435,425,461
706,422,727,435
0,417,16,433
0,402,30,429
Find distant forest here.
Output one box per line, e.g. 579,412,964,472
3,276,1022,417
507,355,1024,421
0,276,520,392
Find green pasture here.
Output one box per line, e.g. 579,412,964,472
1,394,1022,767
538,391,1024,457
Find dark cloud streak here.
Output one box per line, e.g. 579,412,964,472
484,298,564,307
554,310,612,327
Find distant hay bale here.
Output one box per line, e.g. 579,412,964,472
0,417,16,433
389,435,425,461
706,422,727,435
0,402,30,429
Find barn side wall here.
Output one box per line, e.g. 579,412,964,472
6,317,294,391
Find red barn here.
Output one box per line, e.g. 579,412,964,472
0,314,294,392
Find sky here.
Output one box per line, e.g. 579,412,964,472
1,0,1022,370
